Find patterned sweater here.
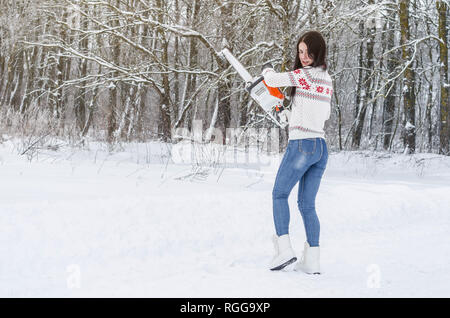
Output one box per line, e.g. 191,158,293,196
262,66,333,140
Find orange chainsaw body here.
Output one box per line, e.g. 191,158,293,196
263,80,284,111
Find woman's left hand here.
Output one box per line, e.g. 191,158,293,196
279,109,291,127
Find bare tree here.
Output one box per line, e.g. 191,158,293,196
382,3,399,151
437,0,449,155
399,0,416,154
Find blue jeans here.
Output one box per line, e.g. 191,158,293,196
272,138,328,247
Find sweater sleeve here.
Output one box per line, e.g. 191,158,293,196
261,68,298,87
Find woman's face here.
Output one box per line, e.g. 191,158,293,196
298,42,313,67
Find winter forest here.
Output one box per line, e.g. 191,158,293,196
0,0,449,155
2,0,450,298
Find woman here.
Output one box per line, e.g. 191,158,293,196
262,31,332,274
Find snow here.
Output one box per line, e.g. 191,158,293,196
1,138,450,297
405,121,415,130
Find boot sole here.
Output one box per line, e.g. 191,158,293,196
294,267,321,275
270,257,297,271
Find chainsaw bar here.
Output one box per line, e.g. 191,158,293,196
220,48,283,127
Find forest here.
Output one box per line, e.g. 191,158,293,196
0,0,449,155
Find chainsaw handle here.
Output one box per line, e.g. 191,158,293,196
245,76,265,93
275,105,285,112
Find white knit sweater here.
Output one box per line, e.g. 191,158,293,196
262,66,333,140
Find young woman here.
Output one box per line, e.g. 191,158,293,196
262,31,332,274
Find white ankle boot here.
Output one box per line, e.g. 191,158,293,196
294,242,320,274
269,234,297,271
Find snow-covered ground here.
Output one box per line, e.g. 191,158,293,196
1,137,449,297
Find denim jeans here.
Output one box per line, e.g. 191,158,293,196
272,138,328,247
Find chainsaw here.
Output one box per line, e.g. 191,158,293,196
220,48,288,127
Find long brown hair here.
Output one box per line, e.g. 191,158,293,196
290,31,327,98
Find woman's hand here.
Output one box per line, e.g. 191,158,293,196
279,109,291,127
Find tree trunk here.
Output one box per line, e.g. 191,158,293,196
383,8,398,151
217,2,233,144
437,0,449,155
155,0,172,142
75,1,89,133
352,21,366,149
399,0,416,154
107,0,121,143
183,0,200,130
173,0,180,121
